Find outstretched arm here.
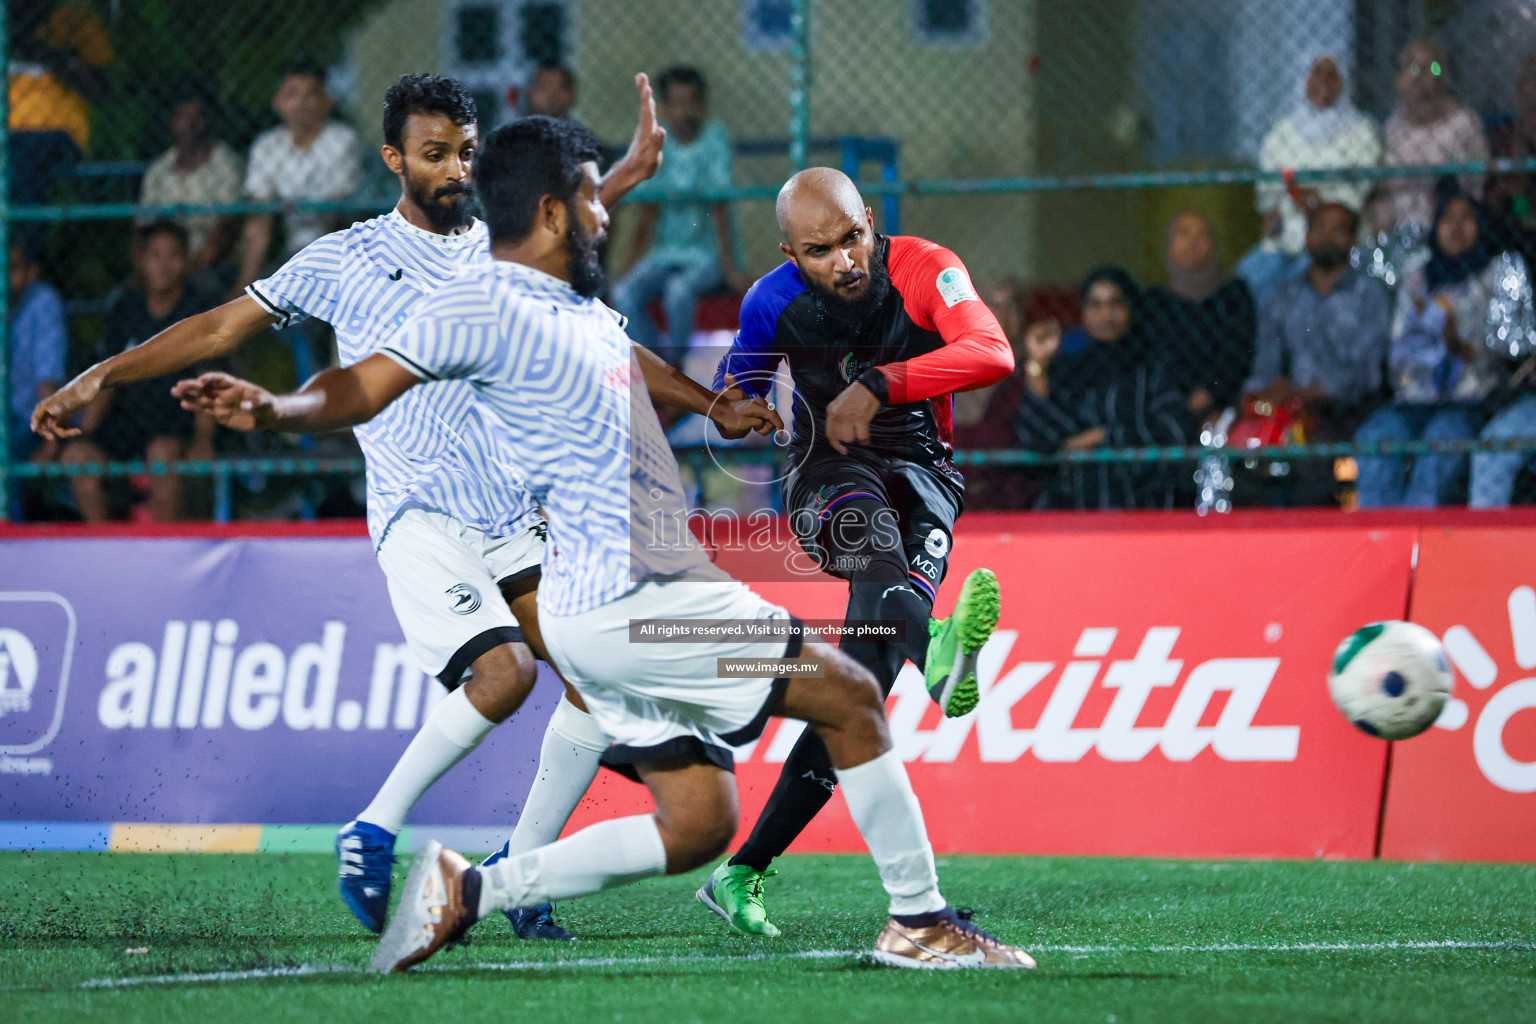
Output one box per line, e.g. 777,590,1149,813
633,343,782,439
599,73,668,209
33,295,279,440
173,353,418,434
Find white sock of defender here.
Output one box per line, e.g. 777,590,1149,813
477,814,667,917
503,696,609,855
356,686,496,834
835,749,947,916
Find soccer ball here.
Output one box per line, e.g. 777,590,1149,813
1327,621,1454,740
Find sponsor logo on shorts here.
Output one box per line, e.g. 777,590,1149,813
910,555,940,579
446,584,482,616
924,528,950,558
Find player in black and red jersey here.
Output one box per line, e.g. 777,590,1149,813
699,167,1015,936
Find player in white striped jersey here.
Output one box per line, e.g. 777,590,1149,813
32,73,771,941
176,116,1036,973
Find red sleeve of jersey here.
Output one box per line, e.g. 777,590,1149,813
874,236,1014,404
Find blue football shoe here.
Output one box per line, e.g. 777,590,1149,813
482,840,578,940
336,819,397,934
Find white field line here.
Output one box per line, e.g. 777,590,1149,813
24,939,1533,992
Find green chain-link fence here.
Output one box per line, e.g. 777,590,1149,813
5,0,1536,522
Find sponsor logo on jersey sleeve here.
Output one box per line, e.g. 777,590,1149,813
935,267,978,308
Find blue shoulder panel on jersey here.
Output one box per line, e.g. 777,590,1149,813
713,261,805,397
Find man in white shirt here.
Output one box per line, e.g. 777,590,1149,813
236,59,363,291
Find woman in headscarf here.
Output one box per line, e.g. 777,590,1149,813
1355,184,1529,506
1015,267,1190,510
1242,55,1381,303
1142,209,1257,423
1377,38,1489,234
952,277,1059,509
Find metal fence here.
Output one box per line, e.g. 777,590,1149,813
4,0,1536,523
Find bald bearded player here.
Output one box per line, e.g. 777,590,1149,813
699,168,1015,936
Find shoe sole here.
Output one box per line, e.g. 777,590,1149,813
869,949,1034,970
695,879,777,937
932,569,1000,718
369,840,445,973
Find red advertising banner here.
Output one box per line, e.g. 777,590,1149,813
1381,526,1536,861
566,519,1416,859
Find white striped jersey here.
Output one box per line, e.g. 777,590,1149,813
247,209,539,545
381,260,721,616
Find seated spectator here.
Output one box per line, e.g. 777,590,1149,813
1238,56,1380,307
61,223,218,522
1375,38,1488,235
236,59,362,292
525,63,577,120
614,66,752,366
138,91,243,284
7,0,110,205
1015,268,1189,510
1243,202,1393,505
1356,187,1530,506
1471,388,1536,508
1142,210,1257,422
953,278,1056,509
8,240,66,465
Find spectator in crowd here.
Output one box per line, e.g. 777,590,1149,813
525,63,578,120
6,0,110,204
1015,267,1189,510
1142,210,1257,423
1470,386,1536,508
1244,202,1393,505
1376,38,1489,235
1355,186,1529,506
7,240,66,465
953,278,1056,509
138,92,244,283
236,59,362,292
614,66,752,366
1238,55,1381,306
60,222,218,522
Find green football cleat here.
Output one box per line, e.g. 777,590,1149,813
696,862,780,937
924,568,1001,718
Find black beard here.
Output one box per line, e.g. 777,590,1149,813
406,176,474,233
805,253,891,332
1310,244,1349,270
565,210,606,298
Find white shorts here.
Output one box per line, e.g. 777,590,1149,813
375,509,546,686
539,579,801,773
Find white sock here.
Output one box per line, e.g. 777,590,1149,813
835,749,947,916
503,696,609,855
356,686,496,834
477,814,667,917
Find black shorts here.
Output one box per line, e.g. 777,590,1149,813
784,446,963,601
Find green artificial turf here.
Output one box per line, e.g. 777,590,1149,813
1,852,1533,1023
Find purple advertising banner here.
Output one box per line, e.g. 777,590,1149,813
0,538,558,825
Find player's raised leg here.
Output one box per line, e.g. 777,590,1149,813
707,491,999,935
